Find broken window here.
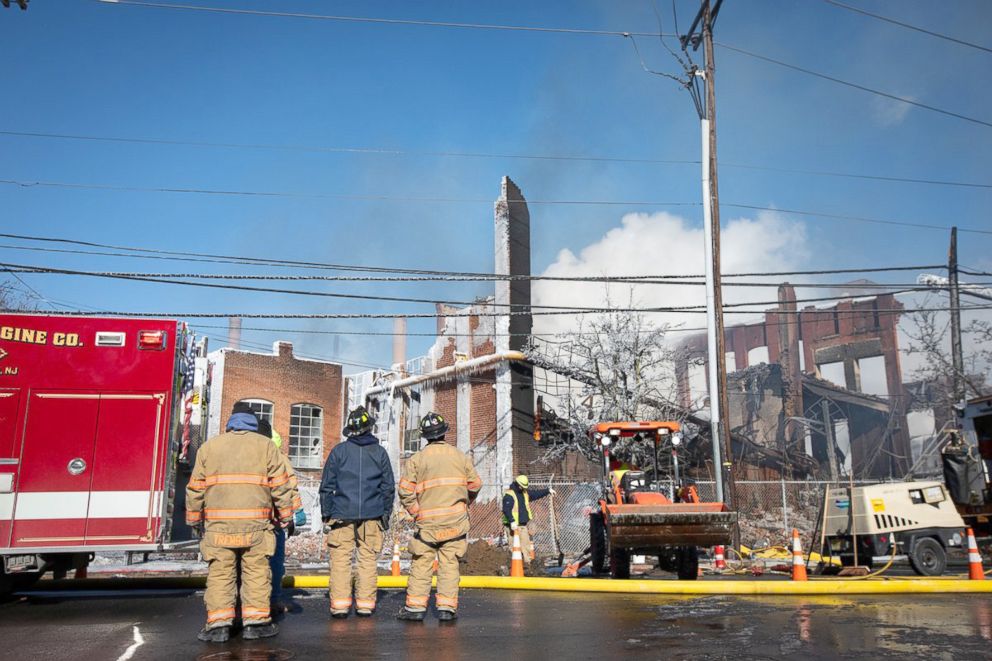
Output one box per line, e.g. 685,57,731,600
858,356,888,397
747,346,769,366
818,361,846,388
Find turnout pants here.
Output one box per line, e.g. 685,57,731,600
405,534,468,613
326,520,384,613
201,529,276,629
505,525,535,561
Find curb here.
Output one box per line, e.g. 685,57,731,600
32,575,992,595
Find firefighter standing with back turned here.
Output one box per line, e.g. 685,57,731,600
186,402,298,643
319,406,395,618
397,412,481,622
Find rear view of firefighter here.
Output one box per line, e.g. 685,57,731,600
319,406,395,618
186,403,298,643
502,475,553,562
397,412,481,622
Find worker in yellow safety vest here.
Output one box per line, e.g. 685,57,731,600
502,475,553,563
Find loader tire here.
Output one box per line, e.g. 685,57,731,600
590,512,607,574
610,547,631,579
676,546,699,580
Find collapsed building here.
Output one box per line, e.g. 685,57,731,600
675,285,912,480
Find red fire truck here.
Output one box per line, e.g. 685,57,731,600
0,314,209,593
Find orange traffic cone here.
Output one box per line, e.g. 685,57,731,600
967,528,985,581
510,527,525,577
714,545,727,570
791,529,808,582
391,545,402,577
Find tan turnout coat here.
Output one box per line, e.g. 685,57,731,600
186,430,298,538
398,441,482,543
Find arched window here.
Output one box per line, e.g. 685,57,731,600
289,403,323,469
237,398,273,425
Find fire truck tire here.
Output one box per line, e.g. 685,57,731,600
610,547,631,580
676,546,699,580
0,569,41,596
909,537,946,576
590,512,607,574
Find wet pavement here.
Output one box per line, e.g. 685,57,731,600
2,587,992,660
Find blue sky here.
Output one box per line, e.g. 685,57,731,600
1,0,990,371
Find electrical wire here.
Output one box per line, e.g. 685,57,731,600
0,231,945,279
821,0,992,55
7,268,974,289
8,304,990,320
716,41,992,130
0,178,697,207
723,204,992,236
95,0,673,37
4,129,988,189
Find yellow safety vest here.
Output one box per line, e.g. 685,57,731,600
503,488,533,525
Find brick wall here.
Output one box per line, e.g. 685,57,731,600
217,342,343,475
433,339,458,446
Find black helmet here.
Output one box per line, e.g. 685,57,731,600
419,411,449,441
343,406,376,437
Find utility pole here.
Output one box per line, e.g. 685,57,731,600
948,227,965,405
683,0,733,506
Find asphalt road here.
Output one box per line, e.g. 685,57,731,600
2,587,991,660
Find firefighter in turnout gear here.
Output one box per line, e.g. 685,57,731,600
502,475,552,563
319,406,395,618
397,412,481,622
186,403,299,643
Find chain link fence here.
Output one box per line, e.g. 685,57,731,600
289,477,881,565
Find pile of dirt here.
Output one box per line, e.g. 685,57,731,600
461,540,507,575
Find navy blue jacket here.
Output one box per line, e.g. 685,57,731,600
319,433,395,523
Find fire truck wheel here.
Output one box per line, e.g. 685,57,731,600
609,547,631,579
909,537,946,576
590,512,606,574
0,569,41,596
676,546,699,580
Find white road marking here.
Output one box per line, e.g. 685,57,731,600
116,625,144,661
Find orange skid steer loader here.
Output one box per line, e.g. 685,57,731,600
563,421,737,580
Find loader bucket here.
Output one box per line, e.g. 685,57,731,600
604,503,737,548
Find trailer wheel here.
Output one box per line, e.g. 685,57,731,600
610,547,631,579
676,546,699,580
909,537,946,576
590,512,606,574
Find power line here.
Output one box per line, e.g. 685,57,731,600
2,175,985,235
96,0,672,37
9,268,972,289
3,128,989,189
716,41,992,130
0,231,945,278
724,203,992,236
9,303,990,319
0,178,697,207
822,0,992,55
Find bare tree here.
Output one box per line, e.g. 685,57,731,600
527,307,694,468
903,300,990,416
0,279,39,312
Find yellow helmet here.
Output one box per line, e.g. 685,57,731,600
515,475,529,488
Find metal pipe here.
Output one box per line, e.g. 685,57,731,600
363,350,527,399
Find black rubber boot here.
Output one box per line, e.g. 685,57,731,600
242,623,279,640
197,626,231,643
356,608,374,617
330,610,349,619
396,608,426,622
437,610,458,622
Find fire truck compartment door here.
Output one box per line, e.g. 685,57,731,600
11,393,100,547
0,388,22,548
84,394,165,544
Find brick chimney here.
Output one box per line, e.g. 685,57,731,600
273,341,293,358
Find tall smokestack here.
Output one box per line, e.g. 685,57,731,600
393,317,407,373
227,317,242,350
